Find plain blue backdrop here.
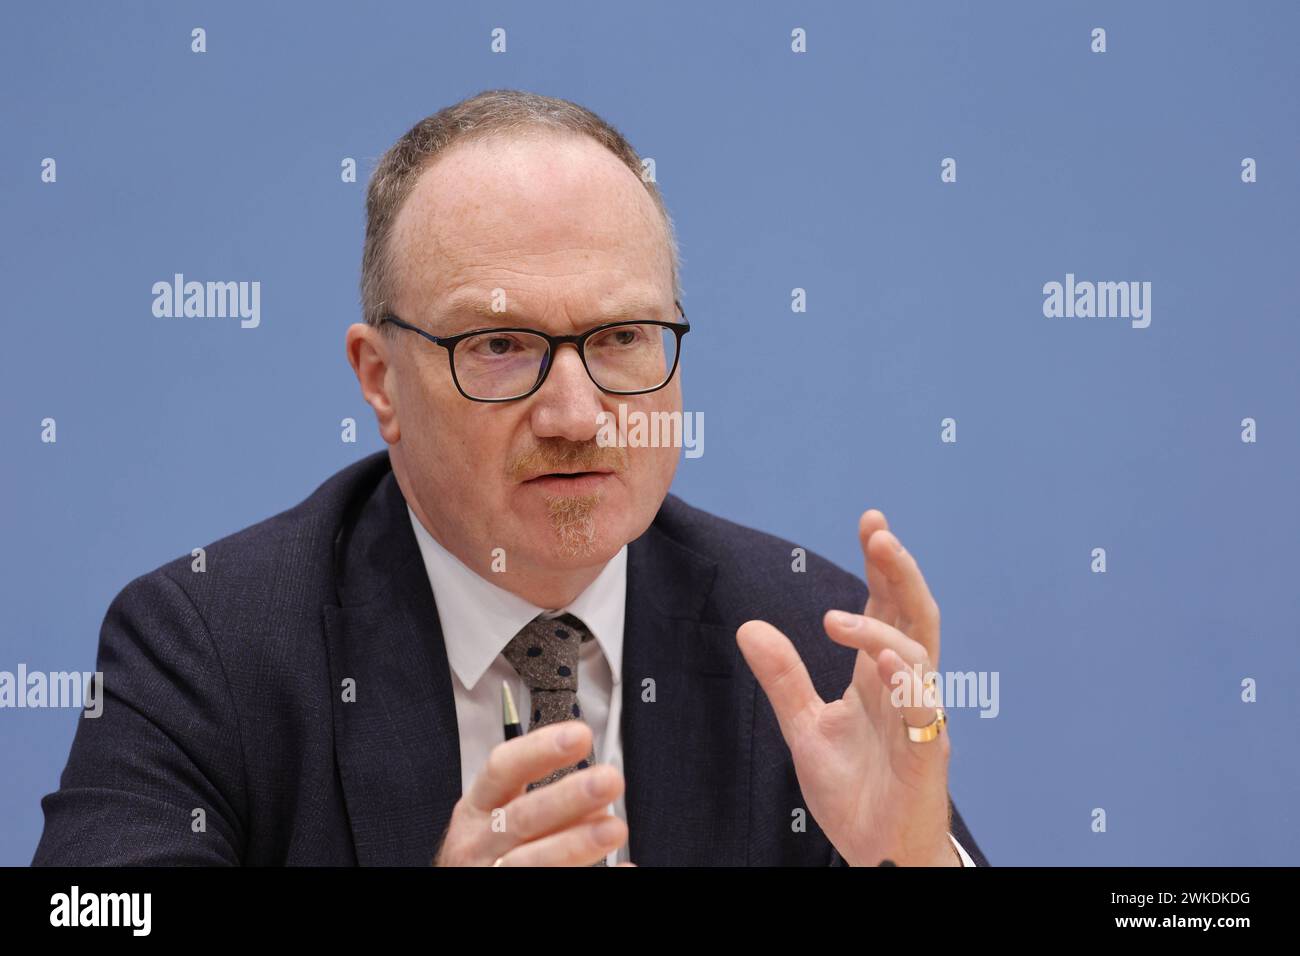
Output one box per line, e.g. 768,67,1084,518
2,0,1297,865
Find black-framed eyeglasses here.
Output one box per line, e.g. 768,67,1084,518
380,300,690,403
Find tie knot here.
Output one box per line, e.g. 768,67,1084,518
502,612,592,691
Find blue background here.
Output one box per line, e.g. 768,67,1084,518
2,0,1297,866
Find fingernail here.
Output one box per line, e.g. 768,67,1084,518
891,534,904,553
829,610,862,630
558,727,580,749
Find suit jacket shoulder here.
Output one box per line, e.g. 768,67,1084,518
32,452,393,865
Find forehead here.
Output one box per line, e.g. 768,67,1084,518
388,131,672,322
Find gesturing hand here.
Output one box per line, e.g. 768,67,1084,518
736,510,958,867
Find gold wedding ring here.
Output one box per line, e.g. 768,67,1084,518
905,705,946,743
898,671,944,743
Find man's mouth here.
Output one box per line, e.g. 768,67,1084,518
521,470,615,492
523,467,613,481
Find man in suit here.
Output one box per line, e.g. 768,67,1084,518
34,89,987,867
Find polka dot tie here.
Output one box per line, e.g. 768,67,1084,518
501,612,609,866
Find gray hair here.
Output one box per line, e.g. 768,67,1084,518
360,88,681,329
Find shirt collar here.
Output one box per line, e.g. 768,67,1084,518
406,504,626,691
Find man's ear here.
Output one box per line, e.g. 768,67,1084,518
346,323,401,444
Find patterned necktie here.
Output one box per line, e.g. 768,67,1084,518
501,611,609,866
502,612,598,788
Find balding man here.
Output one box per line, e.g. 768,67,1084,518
34,89,985,867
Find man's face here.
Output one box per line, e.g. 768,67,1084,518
380,131,681,580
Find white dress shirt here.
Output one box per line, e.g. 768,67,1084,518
407,504,976,867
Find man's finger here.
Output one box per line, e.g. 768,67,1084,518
824,609,937,722
859,510,899,625
467,721,594,812
495,813,628,867
823,610,928,673
869,529,941,665
736,619,823,740
501,764,624,844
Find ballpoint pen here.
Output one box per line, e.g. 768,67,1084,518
502,681,523,741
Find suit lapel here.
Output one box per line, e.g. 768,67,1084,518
323,470,462,865
621,518,755,865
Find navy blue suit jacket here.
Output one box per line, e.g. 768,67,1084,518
33,451,987,866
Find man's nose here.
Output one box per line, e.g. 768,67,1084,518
528,344,605,442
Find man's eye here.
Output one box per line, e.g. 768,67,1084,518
471,335,522,356
594,327,643,349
